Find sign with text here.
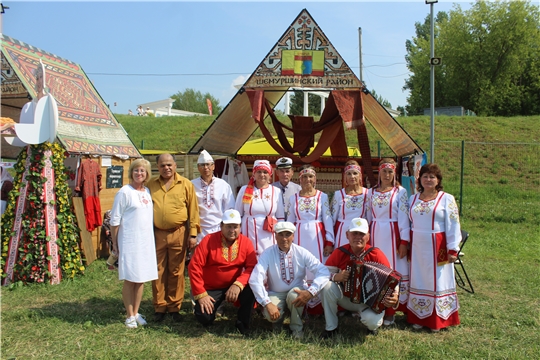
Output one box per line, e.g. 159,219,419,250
106,166,124,189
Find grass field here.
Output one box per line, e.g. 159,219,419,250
2,115,539,359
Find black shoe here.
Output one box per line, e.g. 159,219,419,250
169,312,182,322
154,312,166,322
321,328,338,339
235,320,250,336
368,328,379,336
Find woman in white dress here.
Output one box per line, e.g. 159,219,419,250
287,165,334,313
407,163,461,332
332,160,370,248
368,158,410,326
110,159,158,328
287,165,334,265
235,160,285,256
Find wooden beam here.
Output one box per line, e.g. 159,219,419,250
72,197,96,265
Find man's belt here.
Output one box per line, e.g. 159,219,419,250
155,224,185,232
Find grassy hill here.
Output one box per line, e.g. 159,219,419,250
116,113,540,154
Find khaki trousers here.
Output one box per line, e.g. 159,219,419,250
321,281,385,331
262,287,304,332
152,226,188,313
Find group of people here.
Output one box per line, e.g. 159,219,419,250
130,106,153,116
110,151,462,338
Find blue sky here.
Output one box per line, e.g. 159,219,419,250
2,1,473,114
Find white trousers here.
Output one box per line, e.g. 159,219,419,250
262,287,304,332
321,281,385,331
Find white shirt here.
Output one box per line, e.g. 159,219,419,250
192,176,235,243
249,243,330,306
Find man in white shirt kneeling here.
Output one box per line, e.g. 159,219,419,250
249,221,330,339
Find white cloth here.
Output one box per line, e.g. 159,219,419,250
249,243,330,306
110,185,158,283
271,180,301,219
223,159,249,198
368,186,411,305
235,185,285,256
287,190,334,265
331,188,370,248
192,176,235,243
407,191,461,320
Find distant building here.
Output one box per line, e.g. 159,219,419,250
138,99,208,117
423,106,476,116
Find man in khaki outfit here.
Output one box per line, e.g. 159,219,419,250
148,153,200,322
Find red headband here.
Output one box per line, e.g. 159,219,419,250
344,165,362,174
253,162,272,176
379,163,396,171
299,168,316,177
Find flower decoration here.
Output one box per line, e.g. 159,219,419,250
1,142,84,285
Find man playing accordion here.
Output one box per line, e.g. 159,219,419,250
321,218,399,338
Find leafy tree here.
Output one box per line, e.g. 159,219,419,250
369,89,392,109
170,88,222,115
289,90,323,116
404,1,540,116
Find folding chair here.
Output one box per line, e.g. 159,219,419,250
454,230,474,293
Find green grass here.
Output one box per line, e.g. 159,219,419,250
2,115,539,358
2,183,539,359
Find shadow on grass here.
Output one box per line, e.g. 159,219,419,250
16,293,412,345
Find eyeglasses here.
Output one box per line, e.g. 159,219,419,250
198,163,214,168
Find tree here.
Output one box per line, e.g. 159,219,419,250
403,1,540,116
170,88,222,115
289,90,323,116
369,89,392,109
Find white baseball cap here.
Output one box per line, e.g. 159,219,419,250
348,217,369,233
222,209,242,224
274,221,296,234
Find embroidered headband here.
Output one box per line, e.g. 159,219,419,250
299,168,316,177
344,165,362,174
379,163,396,171
253,160,272,175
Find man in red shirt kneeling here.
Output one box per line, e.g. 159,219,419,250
188,209,257,335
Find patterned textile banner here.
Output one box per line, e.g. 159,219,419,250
43,150,61,284
1,35,140,158
3,147,31,286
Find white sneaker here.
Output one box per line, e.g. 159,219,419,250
383,315,395,326
135,313,147,326
412,324,422,330
292,330,304,340
125,316,138,328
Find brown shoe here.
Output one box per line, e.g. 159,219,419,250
169,312,182,322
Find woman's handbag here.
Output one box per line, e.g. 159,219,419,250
263,216,277,232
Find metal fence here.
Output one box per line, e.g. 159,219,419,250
434,141,540,216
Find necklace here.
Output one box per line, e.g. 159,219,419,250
420,191,438,201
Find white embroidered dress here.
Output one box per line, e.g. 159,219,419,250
110,185,158,283
235,185,285,256
331,187,370,248
368,186,411,305
407,191,461,325
287,190,334,264
192,176,235,244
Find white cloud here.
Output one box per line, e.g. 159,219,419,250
230,75,249,90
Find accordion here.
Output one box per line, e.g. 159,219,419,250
343,260,402,314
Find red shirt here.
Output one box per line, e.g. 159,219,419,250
189,231,257,299
325,244,390,270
